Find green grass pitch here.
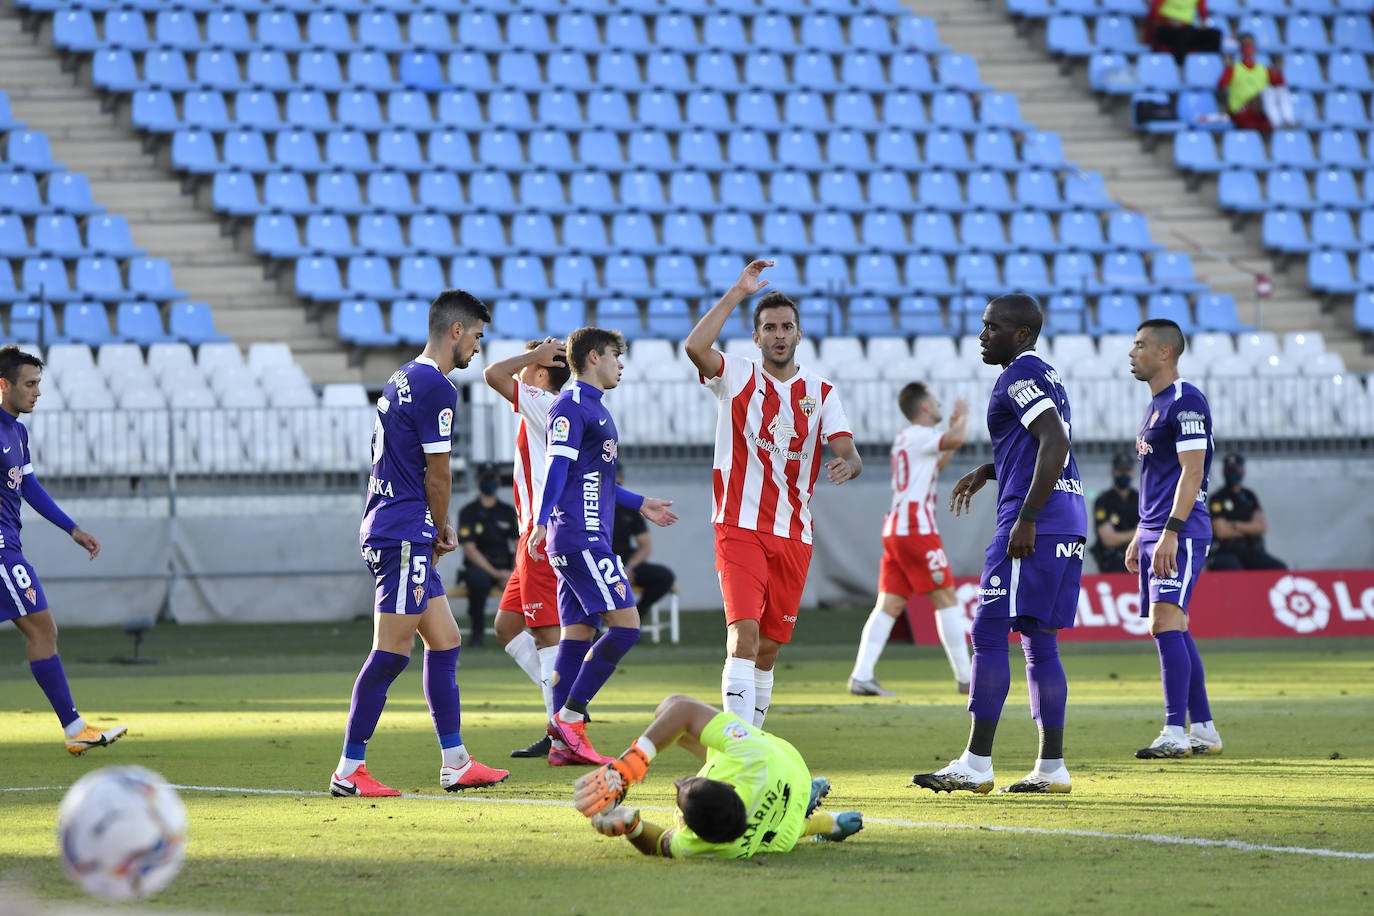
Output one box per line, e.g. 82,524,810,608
3,612,1372,914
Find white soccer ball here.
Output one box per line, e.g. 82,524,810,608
56,765,188,901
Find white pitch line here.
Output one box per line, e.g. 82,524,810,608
7,785,1372,862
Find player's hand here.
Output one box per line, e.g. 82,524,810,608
1152,532,1180,579
590,806,642,838
951,397,969,422
825,456,855,485
1124,535,1140,574
729,259,774,301
433,523,458,558
950,465,991,516
534,337,567,368
1007,519,1036,559
574,744,651,817
640,497,678,527
71,527,100,560
528,525,548,560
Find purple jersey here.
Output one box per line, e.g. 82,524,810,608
1135,379,1214,540
359,357,457,546
543,382,618,556
986,353,1086,538
0,411,34,551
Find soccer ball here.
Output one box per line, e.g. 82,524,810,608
56,765,188,901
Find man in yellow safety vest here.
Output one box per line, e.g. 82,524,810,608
1217,34,1292,133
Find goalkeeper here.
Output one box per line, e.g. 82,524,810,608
572,694,863,858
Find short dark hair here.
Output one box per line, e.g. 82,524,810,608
679,779,749,844
429,289,491,340
524,339,571,391
567,327,626,374
0,345,43,385
987,293,1043,342
1238,32,1256,45
897,381,931,422
753,291,799,332
1137,318,1186,358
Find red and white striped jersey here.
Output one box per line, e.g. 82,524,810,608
702,352,853,544
510,382,558,532
882,424,947,538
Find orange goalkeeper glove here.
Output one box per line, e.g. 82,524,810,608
573,742,652,817
590,806,643,839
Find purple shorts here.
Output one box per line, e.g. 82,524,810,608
0,552,49,621
549,547,635,627
978,534,1085,631
1136,532,1209,615
362,540,445,616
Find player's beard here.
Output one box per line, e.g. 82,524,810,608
762,342,796,373
452,340,473,370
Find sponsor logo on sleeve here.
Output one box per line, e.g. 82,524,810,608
550,416,571,443
1008,378,1046,409
438,407,453,438
723,721,751,740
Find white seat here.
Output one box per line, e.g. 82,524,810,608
830,359,883,382
866,336,911,362
34,386,64,411
912,335,959,367
1254,353,1293,377
157,364,207,395
1300,350,1346,377
817,336,864,367
1234,331,1280,366
219,385,265,408
723,337,757,359
96,342,146,375
793,337,819,366
53,365,105,396
62,384,116,410
1189,332,1235,362
209,365,259,396
627,337,675,366
44,343,95,374
197,341,245,373
479,338,526,366
246,341,295,375
259,363,312,392
106,364,158,393
321,382,368,407
269,386,318,408
1281,331,1326,362
1049,333,1097,365
116,386,166,409
1096,333,1135,364
1206,355,1254,378
147,342,195,377
167,386,217,409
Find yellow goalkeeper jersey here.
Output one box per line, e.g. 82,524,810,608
666,713,812,859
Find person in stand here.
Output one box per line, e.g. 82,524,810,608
1207,453,1286,571
1217,33,1294,133
455,465,518,647
1091,454,1140,574
1143,0,1222,63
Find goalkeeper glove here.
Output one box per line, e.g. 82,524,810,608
590,806,643,839
573,741,652,817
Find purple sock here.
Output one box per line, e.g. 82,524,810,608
423,646,462,749
1182,631,1213,723
551,637,593,715
342,649,409,760
1021,629,1067,729
566,626,640,710
1154,631,1191,728
968,617,1012,722
30,655,79,728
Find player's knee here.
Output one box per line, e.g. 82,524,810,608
969,617,1011,656
656,693,690,717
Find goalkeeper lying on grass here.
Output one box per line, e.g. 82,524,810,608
573,694,863,858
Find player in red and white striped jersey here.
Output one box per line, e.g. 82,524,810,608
685,260,862,728
482,337,572,759
848,382,972,699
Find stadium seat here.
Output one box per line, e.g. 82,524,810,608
397,256,445,298
897,296,953,336
1263,210,1312,253
490,299,541,339
1145,293,1196,334
337,299,399,347
1311,210,1359,251
1307,250,1359,295
389,299,428,346
1194,293,1251,333
1093,295,1142,335
1151,252,1207,293
544,298,586,337
115,301,173,345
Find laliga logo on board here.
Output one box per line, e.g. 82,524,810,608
1269,576,1330,634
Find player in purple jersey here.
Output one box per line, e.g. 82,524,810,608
913,295,1087,795
528,327,679,766
0,346,126,757
332,289,511,798
1126,318,1223,759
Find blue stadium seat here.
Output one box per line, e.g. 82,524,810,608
406,214,457,257
1015,170,1067,211
853,254,904,296
508,213,558,256
338,299,399,347
257,172,311,215
1266,168,1315,210
645,50,691,91
1315,170,1362,210
165,131,217,174
496,52,543,93
1310,210,1359,251
74,255,125,300
115,301,174,345
819,170,865,212
576,130,622,172
1262,209,1311,253
727,128,774,171
304,214,355,257
1064,171,1115,210
645,297,694,340
610,211,659,255
128,257,186,302
937,52,988,91
143,51,197,93
1098,252,1152,293
563,171,613,213
0,215,37,258
709,210,758,250
1151,252,1207,293
1182,53,1224,90
874,129,920,170
803,254,850,295
929,91,977,131
912,210,959,253
676,128,723,171
717,170,767,212
652,12,698,53
974,130,1021,171
490,298,542,338
1006,252,1057,295
253,213,306,258
129,90,177,133
882,91,930,132
917,170,965,212
1217,169,1267,214
1222,131,1270,171
22,257,80,302
629,130,675,171
960,210,1011,253
455,212,504,256
91,50,140,94
547,51,594,93
296,257,345,302
387,299,427,346
1174,131,1221,175
1,172,48,215
1047,16,1092,59
1054,210,1108,254
551,255,601,299
593,50,640,89
450,256,500,302
1355,293,1374,337
898,16,947,53
182,91,230,131
233,91,282,131
195,50,243,92
245,50,295,92
5,130,61,173
358,11,406,52
466,171,515,213
868,170,918,213
789,51,834,91
737,91,781,133
257,10,305,51
1285,14,1330,53
797,297,842,334
813,212,861,254
210,171,260,216
52,9,99,53
528,129,574,171
1194,293,1251,333
954,252,1002,296
318,171,367,214
586,90,633,129
925,130,971,171
1145,292,1196,334
519,171,570,215
168,301,228,344
768,170,819,212
1052,251,1098,293
1088,51,1137,95
619,170,669,212
1093,294,1142,335
393,256,442,298
61,302,117,346
5,302,60,343
1044,294,1086,335
897,295,953,336
274,130,324,173
205,10,253,52
782,90,830,131
1136,53,1182,92
347,51,398,91
966,170,1016,212
33,215,84,258
662,212,710,255
222,129,272,172
1008,210,1056,253
653,254,704,298
545,297,587,337
684,90,731,132
595,298,644,339
1308,250,1359,295
1283,52,1329,93
337,91,384,132
800,13,845,52
1107,210,1162,252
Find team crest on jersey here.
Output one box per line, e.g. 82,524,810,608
768,415,797,440
438,408,453,437
1136,436,1153,457
412,585,425,607
24,587,36,605
931,571,945,585
722,721,750,740
602,439,618,462
1148,410,1160,428
614,581,626,600
550,416,571,443
798,395,817,418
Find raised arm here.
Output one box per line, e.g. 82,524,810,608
684,259,773,377
482,337,565,404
